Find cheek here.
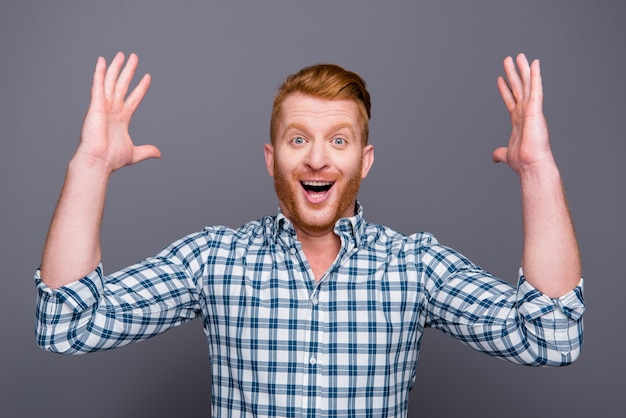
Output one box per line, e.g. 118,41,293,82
273,149,297,172
273,158,293,180
341,156,364,177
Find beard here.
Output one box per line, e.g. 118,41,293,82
273,162,362,235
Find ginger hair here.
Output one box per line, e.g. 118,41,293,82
270,63,371,145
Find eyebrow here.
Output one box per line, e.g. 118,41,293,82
284,122,356,137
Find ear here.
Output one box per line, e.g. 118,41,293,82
264,143,275,177
360,144,374,179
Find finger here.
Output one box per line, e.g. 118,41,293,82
125,73,151,113
114,52,139,102
497,75,516,112
492,146,508,164
103,52,125,99
502,56,523,102
516,53,532,101
89,56,107,105
528,59,544,116
131,144,162,165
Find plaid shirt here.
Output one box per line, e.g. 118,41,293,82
35,205,584,417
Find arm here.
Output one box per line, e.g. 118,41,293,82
423,239,584,366
493,54,581,298
40,52,161,289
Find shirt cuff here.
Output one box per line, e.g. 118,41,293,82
35,264,105,314
515,267,585,322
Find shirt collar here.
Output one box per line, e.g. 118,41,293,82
273,202,365,247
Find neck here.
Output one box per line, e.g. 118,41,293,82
294,227,341,283
297,228,341,254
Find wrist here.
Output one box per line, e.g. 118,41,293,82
518,159,561,188
69,150,114,179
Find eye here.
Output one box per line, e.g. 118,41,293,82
332,137,346,146
292,136,305,145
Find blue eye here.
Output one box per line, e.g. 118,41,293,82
333,137,346,145
292,137,305,145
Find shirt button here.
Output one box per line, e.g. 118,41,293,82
289,248,297,255
309,357,317,365
311,297,318,306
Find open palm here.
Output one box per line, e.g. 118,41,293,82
493,53,555,175
76,52,160,172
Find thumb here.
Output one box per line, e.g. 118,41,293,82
131,144,162,165
492,147,508,164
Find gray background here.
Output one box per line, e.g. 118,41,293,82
1,1,623,417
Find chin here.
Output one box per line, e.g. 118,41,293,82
273,167,362,235
292,200,354,234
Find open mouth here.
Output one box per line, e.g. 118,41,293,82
301,181,334,195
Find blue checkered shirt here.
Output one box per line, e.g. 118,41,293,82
35,205,584,417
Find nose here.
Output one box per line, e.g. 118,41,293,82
304,140,330,171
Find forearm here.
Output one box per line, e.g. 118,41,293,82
424,244,584,366
36,232,204,354
520,162,581,298
40,53,159,289
40,154,112,289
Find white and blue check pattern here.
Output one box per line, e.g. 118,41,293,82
35,205,584,417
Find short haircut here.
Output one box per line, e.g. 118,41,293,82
270,63,371,145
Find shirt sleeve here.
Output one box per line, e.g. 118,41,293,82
422,241,585,367
35,233,206,355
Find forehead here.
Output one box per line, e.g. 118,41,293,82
278,93,361,132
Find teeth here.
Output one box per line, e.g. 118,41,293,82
302,181,333,186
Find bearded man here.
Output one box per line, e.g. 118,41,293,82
35,53,584,417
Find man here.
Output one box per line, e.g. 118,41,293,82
36,52,584,416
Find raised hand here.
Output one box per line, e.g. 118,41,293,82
493,53,555,176
491,53,581,298
41,53,160,288
76,52,161,173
